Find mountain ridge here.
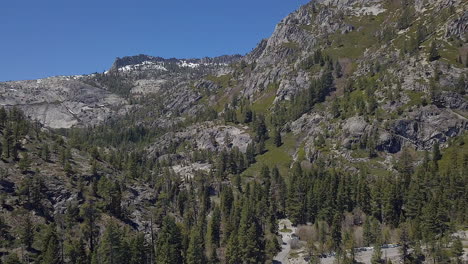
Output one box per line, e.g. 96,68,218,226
0,0,467,262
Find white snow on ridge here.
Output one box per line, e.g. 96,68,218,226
108,60,230,74
118,61,168,72
178,61,229,68
179,61,201,68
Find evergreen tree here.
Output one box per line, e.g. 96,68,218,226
428,41,440,61
65,238,87,264
41,224,61,264
398,4,413,30
432,141,442,162
156,216,183,264
371,239,382,264
452,237,463,263
456,74,466,95
19,213,34,250
399,224,411,263
243,108,253,123
254,114,268,142
245,142,256,164
128,233,147,264
256,139,265,155
2,127,12,159
331,212,342,251
286,163,304,225
80,201,100,253
42,144,51,162
363,217,376,246
273,128,282,147
18,152,31,174
186,226,205,264
96,221,125,264
226,231,241,264
3,253,21,264
238,199,265,263
207,206,221,249
0,107,6,127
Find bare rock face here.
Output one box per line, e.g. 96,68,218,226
391,106,467,150
0,77,126,128
0,54,240,129
446,11,468,42
148,122,252,157
433,91,468,110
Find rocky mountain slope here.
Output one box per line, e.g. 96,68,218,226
0,0,467,263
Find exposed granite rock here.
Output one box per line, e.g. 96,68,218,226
391,106,467,150
0,77,126,128
148,122,252,157
446,11,468,42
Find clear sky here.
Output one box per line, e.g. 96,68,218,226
0,0,310,81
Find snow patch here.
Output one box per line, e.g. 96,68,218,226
117,61,168,72
178,61,201,68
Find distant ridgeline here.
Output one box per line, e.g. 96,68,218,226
0,0,467,263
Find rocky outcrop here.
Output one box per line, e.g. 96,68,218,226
0,77,126,128
433,91,468,110
148,122,252,157
446,11,468,42
390,106,467,150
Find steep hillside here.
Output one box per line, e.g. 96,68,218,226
0,0,467,263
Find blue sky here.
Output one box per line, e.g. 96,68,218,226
0,0,309,81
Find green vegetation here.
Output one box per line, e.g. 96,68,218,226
325,13,387,59
1,1,467,263
251,82,279,113
281,41,300,50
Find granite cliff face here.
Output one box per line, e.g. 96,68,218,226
0,0,467,261
0,76,127,128
0,55,240,129
232,0,468,160
0,0,467,164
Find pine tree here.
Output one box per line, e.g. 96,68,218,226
432,142,442,162
80,201,100,253
42,144,51,162
207,206,221,250
3,253,21,264
2,127,12,159
245,142,256,164
286,163,304,225
335,60,343,78
128,233,147,264
363,217,376,246
243,108,253,123
452,237,463,262
41,224,61,264
371,242,382,264
428,41,440,61
238,199,265,263
156,216,183,264
330,212,342,251
256,139,265,155
273,128,282,147
18,152,31,174
96,221,125,264
20,213,34,250
226,231,241,264
254,114,268,142
0,107,6,127
186,226,205,264
65,238,87,264
399,224,411,263
456,74,466,95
